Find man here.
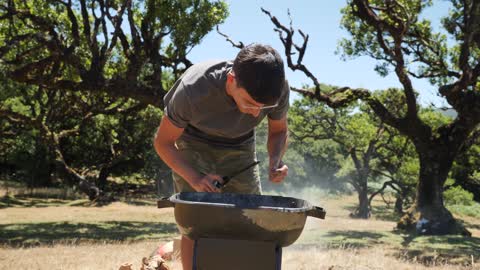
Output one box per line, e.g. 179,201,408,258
154,43,289,269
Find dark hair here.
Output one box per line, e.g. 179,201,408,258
233,43,285,105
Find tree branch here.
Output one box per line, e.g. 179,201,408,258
351,0,418,120
261,8,407,133
216,26,244,49
368,179,401,206
261,8,321,92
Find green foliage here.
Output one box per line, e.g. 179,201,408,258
283,94,351,192
339,0,479,220
338,0,461,87
255,118,312,192
444,186,475,206
441,0,480,77
451,133,480,202
0,0,229,83
153,0,228,50
418,107,452,130
0,0,229,193
287,85,427,216
367,88,411,117
267,72,474,222
0,70,166,185
447,203,480,218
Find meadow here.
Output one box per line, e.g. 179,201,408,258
1,186,479,270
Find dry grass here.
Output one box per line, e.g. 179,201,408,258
0,202,174,224
0,183,82,200
0,240,176,270
0,203,177,248
1,192,479,270
282,246,476,270
1,242,475,270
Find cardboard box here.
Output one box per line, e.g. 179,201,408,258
194,238,281,270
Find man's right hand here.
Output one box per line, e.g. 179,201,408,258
190,174,224,192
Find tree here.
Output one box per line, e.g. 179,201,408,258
0,0,228,199
0,0,228,106
0,75,163,199
262,0,480,235
289,89,418,219
364,89,419,215
450,129,480,201
287,109,349,194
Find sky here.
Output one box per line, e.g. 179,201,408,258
187,0,454,107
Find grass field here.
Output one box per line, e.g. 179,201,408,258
1,187,479,270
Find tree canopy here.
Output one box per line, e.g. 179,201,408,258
261,0,480,235
0,0,228,198
0,0,228,107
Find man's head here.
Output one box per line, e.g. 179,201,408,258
227,43,285,116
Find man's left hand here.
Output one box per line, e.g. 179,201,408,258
269,161,288,183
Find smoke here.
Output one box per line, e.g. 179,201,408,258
263,184,330,206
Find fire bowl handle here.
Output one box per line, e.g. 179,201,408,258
306,206,326,219
157,197,175,208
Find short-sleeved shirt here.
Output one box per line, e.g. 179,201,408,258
163,60,290,148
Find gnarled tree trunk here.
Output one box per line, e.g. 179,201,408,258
398,147,471,236
350,172,371,219
353,185,371,219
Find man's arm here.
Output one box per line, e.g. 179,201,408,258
267,115,289,183
153,115,222,192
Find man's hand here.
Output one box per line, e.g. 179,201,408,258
269,160,288,183
267,116,288,184
190,174,224,192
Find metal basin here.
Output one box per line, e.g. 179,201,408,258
157,192,326,247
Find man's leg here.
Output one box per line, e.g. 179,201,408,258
214,143,262,194
180,235,194,270
172,139,213,270
172,173,196,269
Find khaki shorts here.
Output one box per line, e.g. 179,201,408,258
172,139,262,194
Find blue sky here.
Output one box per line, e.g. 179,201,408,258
188,0,454,107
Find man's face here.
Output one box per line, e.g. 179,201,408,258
228,72,278,117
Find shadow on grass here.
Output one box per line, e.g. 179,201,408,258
371,205,402,222
391,230,480,265
0,195,25,208
322,230,387,248
0,195,159,208
0,221,178,247
304,229,480,265
124,199,156,206
459,219,480,231
343,204,402,222
342,205,356,213
0,195,92,208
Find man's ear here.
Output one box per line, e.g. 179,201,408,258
227,72,234,83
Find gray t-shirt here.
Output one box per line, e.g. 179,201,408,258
164,60,290,147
